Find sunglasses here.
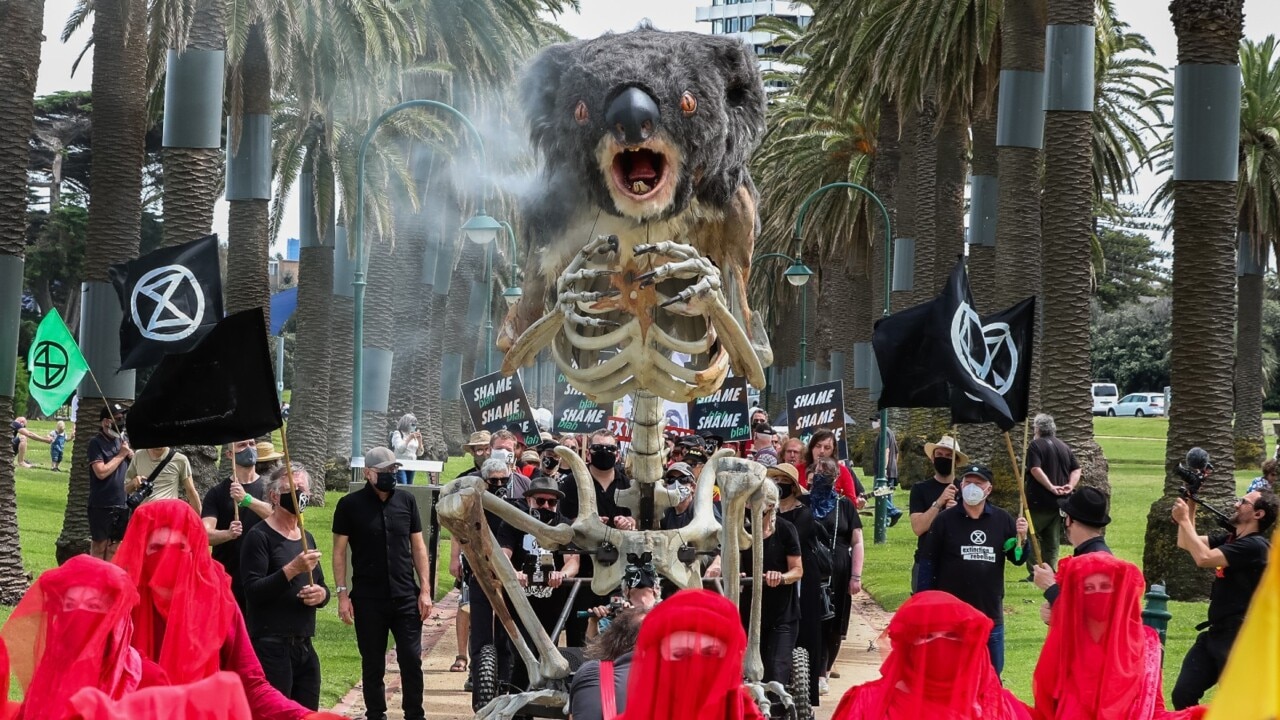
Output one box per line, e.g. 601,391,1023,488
665,475,694,485
590,444,619,454
530,496,559,508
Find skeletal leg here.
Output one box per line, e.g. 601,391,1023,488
474,689,569,720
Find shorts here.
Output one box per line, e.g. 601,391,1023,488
50,448,63,463
10,437,18,454
88,506,129,542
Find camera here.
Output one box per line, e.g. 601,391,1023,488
1175,447,1212,499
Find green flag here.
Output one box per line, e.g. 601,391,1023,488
26,309,89,416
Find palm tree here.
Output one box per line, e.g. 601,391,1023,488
1039,0,1104,491
58,0,150,564
224,21,272,319
1143,0,1244,601
1231,36,1280,467
0,0,46,599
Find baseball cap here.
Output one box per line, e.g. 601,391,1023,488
958,464,994,483
665,462,694,480
99,403,127,421
364,446,400,470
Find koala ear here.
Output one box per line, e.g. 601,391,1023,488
710,37,766,167
520,41,580,153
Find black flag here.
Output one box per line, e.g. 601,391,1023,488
872,298,951,410
126,308,282,448
109,234,224,369
947,296,1036,430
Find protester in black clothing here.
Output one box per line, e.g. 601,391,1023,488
707,482,803,685
918,464,1028,677
202,438,273,610
1170,488,1276,709
560,429,637,646
1023,414,1081,579
332,446,434,720
1032,486,1113,616
809,457,863,693
240,463,329,709
530,437,566,485
907,435,968,592
660,462,697,530
771,463,825,705
87,404,132,560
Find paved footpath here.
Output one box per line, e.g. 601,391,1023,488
328,591,890,720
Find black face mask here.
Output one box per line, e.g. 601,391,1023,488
278,492,309,515
934,457,954,476
530,507,558,524
590,448,618,471
374,472,397,492
542,455,559,470
777,483,794,499
487,480,509,498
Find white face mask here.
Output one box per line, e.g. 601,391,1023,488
961,484,987,507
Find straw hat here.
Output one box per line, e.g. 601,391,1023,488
464,430,492,449
923,435,970,466
255,441,284,462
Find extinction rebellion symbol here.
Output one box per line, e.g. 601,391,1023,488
30,341,69,391
950,301,1018,400
130,264,206,341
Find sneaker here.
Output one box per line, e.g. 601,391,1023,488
888,510,903,528
818,676,829,695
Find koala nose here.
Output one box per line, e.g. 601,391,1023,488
606,87,660,145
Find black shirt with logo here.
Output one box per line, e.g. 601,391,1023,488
1207,531,1270,627
1024,436,1080,510
919,502,1027,625
332,484,423,600
908,477,958,561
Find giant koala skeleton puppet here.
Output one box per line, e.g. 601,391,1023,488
437,27,791,720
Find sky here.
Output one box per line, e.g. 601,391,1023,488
34,0,1280,258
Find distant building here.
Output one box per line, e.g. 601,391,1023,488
695,1,813,83
270,238,300,292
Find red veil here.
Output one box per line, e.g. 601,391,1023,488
66,671,251,720
617,589,765,720
1,555,143,718
1033,554,1205,720
832,591,1029,720
113,500,238,685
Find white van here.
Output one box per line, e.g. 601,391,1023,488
1091,382,1119,416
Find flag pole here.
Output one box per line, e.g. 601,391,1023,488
1002,429,1043,566
278,425,315,586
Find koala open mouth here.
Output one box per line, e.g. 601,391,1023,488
611,147,668,199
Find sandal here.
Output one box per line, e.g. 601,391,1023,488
450,655,468,672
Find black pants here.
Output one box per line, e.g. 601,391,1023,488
761,620,799,685
1172,625,1239,709
354,595,424,720
252,636,321,710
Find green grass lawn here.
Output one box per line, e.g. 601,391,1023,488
8,422,469,707
863,415,1255,705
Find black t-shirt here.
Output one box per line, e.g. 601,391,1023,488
332,484,423,600
202,476,267,600
87,433,128,507
920,503,1026,625
1207,532,1270,626
908,477,957,561
569,653,632,720
1024,436,1080,509
240,522,329,638
814,496,861,578
559,469,633,524
661,504,695,530
740,517,802,627
498,501,569,576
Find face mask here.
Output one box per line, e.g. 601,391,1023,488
811,474,835,494
487,480,509,498
409,423,417,432
235,447,258,468
278,491,308,515
961,483,986,507
777,484,793,499
530,506,558,524
590,448,618,471
374,472,397,492
676,483,693,502
542,455,559,470
492,449,515,467
934,456,954,477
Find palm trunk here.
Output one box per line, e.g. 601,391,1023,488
912,97,939,301
1233,268,1265,466
0,0,45,598
870,97,899,320
896,107,920,309
1144,0,1244,601
225,23,271,320
1041,0,1108,494
441,235,482,452
361,235,397,452
58,0,149,564
327,231,355,463
934,100,967,282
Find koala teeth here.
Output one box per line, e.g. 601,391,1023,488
632,181,651,194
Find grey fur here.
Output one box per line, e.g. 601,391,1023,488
520,28,766,232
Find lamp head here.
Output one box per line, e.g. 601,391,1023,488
502,285,523,306
462,213,502,245
783,261,814,287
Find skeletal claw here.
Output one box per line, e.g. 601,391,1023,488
634,243,657,256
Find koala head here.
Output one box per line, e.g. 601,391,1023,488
521,28,766,223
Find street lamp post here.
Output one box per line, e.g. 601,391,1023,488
351,100,496,465
792,182,894,543
754,252,814,391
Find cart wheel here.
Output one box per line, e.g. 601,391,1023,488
473,643,500,711
788,646,813,720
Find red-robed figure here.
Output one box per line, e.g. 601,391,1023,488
617,589,766,720
832,591,1031,720
1032,553,1206,720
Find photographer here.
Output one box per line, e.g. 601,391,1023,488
126,445,200,514
1169,450,1276,709
585,559,662,639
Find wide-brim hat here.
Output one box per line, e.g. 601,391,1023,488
766,463,807,493
523,475,565,500
465,431,492,448
255,441,284,462
1059,486,1111,527
923,435,970,467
